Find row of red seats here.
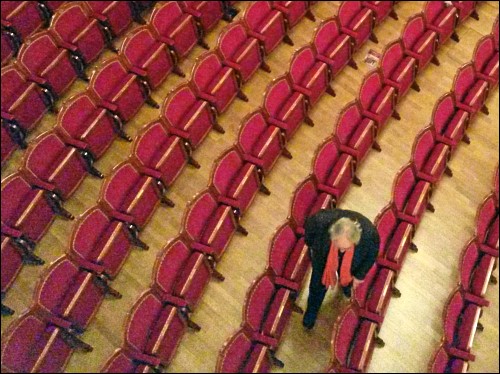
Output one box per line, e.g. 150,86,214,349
215,2,406,371
428,167,498,373
216,2,492,372
327,13,498,373
0,0,237,318
0,1,317,371
1,1,66,66
0,1,193,167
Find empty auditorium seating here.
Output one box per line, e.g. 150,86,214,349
358,68,399,131
472,35,499,89
423,1,459,46
335,101,379,165
0,312,86,373
380,38,420,100
17,30,85,97
1,2,46,45
55,92,124,160
451,1,479,23
182,189,246,264
152,237,213,318
312,17,357,77
210,147,269,216
68,206,138,280
123,290,193,370
50,2,108,67
392,162,434,228
442,287,486,362
83,1,135,38
161,82,222,150
149,1,205,61
98,161,167,230
242,274,303,368
338,1,377,49
236,110,291,176
312,136,358,205
191,51,248,115
288,45,335,107
431,93,471,155
375,203,417,271
428,342,469,373
267,222,310,287
272,1,315,29
475,193,499,254
89,57,158,125
290,177,334,236
263,75,312,141
120,25,176,90
101,348,153,373
216,20,270,84
33,256,121,336
452,63,490,119
243,1,293,56
411,126,453,184
217,328,274,372
329,304,384,372
131,120,189,204
362,1,398,24
180,1,223,34
459,239,498,302
402,14,439,71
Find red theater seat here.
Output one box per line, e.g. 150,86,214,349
423,1,459,44
1,1,45,42
452,63,489,120
428,342,469,373
272,1,315,29
472,35,499,90
83,1,134,38
362,1,398,24
180,1,223,33
475,193,499,254
451,1,479,23
338,1,377,49
402,14,439,71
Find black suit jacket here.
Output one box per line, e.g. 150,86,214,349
304,209,380,280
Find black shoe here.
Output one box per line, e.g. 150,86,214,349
302,311,316,330
342,286,352,298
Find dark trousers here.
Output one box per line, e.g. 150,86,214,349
305,265,352,321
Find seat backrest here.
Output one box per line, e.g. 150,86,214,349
149,1,184,37
0,312,73,373
243,274,275,331
380,39,404,78
243,1,272,30
268,222,298,277
392,162,417,212
100,161,142,211
90,57,129,99
411,126,436,171
153,237,192,295
237,110,269,153
312,136,341,185
17,30,61,74
217,21,248,61
337,1,363,27
374,203,397,257
263,75,292,117
442,287,465,345
423,1,446,24
132,120,170,166
1,172,35,226
359,69,383,110
402,14,426,50
191,52,222,92
51,3,93,42
22,131,68,182
332,305,359,367
453,63,476,101
458,239,479,293
475,193,498,243
182,189,218,242
101,348,143,373
162,83,198,127
313,17,341,56
57,92,101,136
120,26,158,67
211,146,245,196
428,343,468,373
1,1,44,40
431,93,456,134
1,65,29,110
335,101,363,144
472,35,496,73
289,45,316,85
290,176,319,228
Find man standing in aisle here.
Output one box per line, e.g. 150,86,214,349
302,208,380,329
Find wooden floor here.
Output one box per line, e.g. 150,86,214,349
1,2,498,373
